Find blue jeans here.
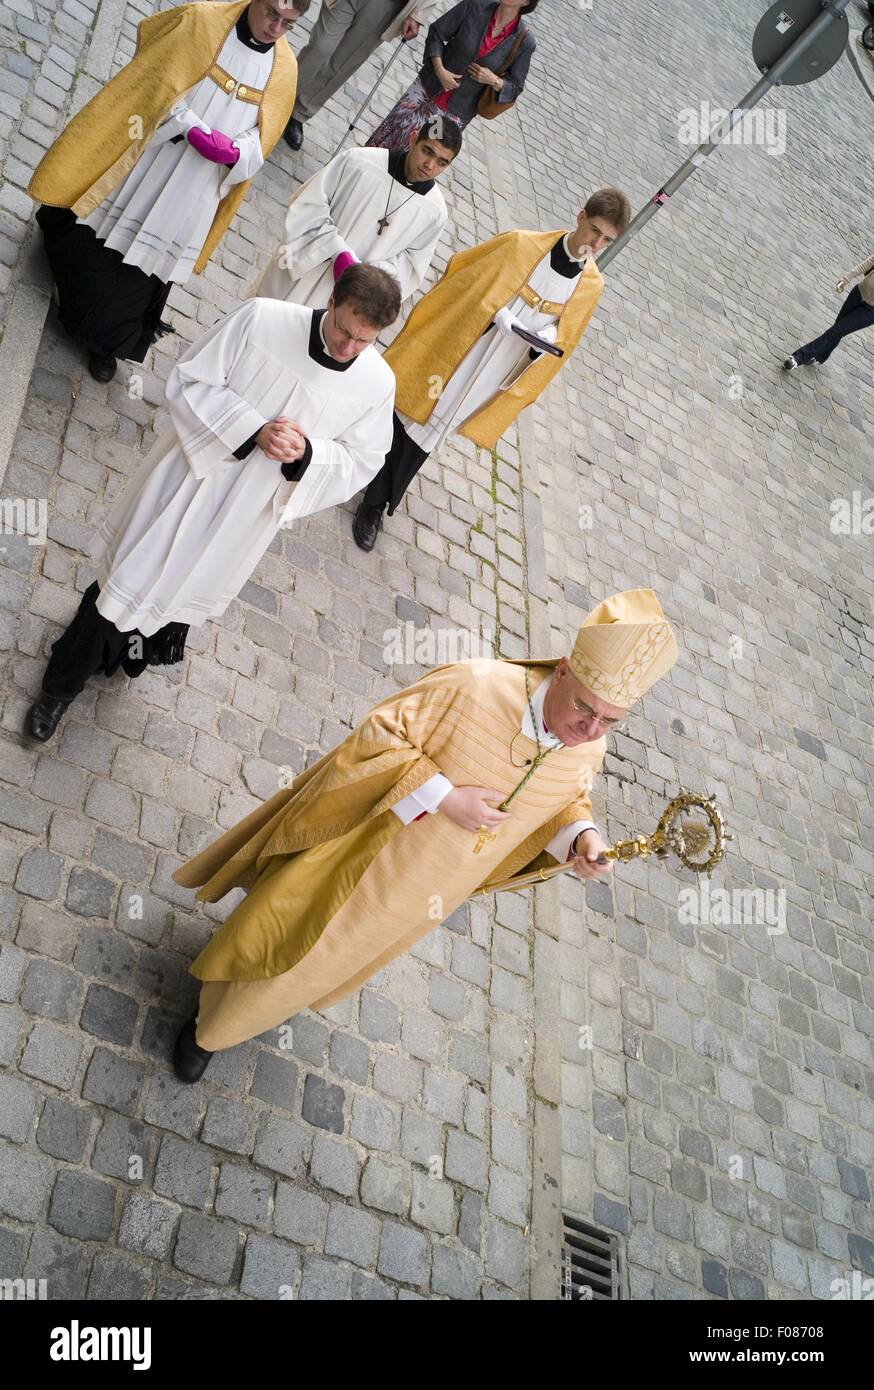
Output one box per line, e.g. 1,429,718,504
794,284,874,363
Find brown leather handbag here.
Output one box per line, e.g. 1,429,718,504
476,24,527,119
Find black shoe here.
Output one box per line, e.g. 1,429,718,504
283,118,304,151
173,1014,213,1083
25,694,72,741
352,502,384,552
88,351,117,383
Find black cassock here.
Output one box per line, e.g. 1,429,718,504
36,205,174,361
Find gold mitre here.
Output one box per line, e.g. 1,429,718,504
568,588,679,707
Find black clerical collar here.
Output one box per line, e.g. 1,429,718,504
550,233,585,279
309,309,355,371
387,147,434,195
236,7,274,51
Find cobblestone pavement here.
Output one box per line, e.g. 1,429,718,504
0,0,873,1301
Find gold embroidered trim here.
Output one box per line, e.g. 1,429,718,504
517,283,566,316
207,62,263,103
570,622,674,704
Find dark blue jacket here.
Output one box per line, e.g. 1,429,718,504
420,0,536,122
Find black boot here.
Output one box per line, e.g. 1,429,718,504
173,1014,213,1083
352,501,384,552
25,694,73,742
283,117,304,151
88,351,118,383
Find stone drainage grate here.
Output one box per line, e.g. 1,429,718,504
561,1213,622,1301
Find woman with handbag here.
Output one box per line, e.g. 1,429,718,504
366,0,537,150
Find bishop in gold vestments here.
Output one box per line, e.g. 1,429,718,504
170,590,678,1081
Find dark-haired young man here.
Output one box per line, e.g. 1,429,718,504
258,116,459,306
26,266,401,743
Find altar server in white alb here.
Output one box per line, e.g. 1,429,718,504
257,116,459,308
28,0,305,384
25,266,401,743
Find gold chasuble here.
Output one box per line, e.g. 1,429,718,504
382,229,604,449
173,660,604,1051
27,1,297,275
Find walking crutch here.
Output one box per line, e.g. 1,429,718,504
329,38,411,160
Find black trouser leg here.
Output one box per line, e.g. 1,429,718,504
362,412,429,515
796,285,874,363
41,582,129,701
361,461,393,509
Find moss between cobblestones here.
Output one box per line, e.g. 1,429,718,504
535,1095,559,1111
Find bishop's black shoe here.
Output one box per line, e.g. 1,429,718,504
283,117,304,151
88,351,118,383
352,501,384,552
173,1014,213,1083
25,694,72,742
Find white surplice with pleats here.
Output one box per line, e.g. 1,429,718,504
81,29,271,283
88,298,395,635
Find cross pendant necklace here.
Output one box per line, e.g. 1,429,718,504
378,178,417,236
472,668,562,852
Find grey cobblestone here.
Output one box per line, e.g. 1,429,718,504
37,1095,92,1161
173,1211,238,1286
87,1250,153,1300
253,1115,309,1180
325,1201,380,1269
240,1233,300,1299
23,1229,89,1298
215,1163,272,1230
81,1045,143,1114
377,1220,429,1288
273,1182,327,1247
360,1155,412,1218
309,1134,360,1198
298,1253,349,1300
201,1097,255,1156
154,1136,214,1209
91,1113,155,1184
0,1072,38,1141
80,983,138,1045
118,1192,179,1261
20,1020,81,1090
328,1030,369,1085
49,1169,116,1241
351,1094,398,1155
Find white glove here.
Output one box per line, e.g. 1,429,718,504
493,305,519,338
